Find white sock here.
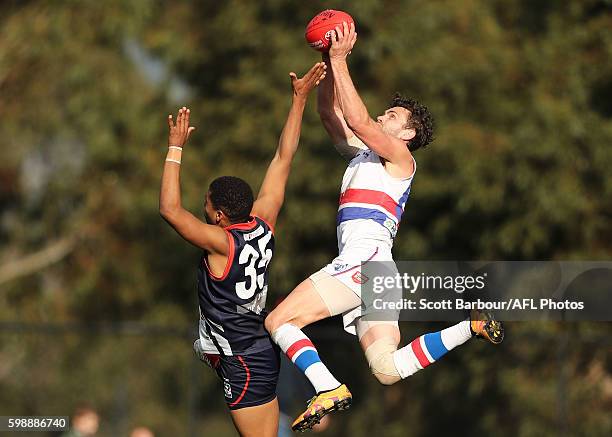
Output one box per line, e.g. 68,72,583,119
271,323,341,393
392,320,472,379
440,319,472,349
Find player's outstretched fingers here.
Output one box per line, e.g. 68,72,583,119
181,107,188,132
319,64,328,81
186,126,195,141
315,64,326,82
315,64,326,85
176,108,182,130
167,114,174,129
303,63,319,87
307,62,321,78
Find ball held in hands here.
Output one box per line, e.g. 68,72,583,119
305,9,355,52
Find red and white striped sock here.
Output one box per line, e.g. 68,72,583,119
392,320,472,378
271,323,341,393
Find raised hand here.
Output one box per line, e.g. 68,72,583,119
167,106,196,147
329,21,357,61
290,62,327,98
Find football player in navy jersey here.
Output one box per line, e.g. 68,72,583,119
159,61,326,437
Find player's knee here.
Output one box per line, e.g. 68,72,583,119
264,312,281,334
365,337,402,386
372,372,401,386
266,306,313,334
265,310,296,334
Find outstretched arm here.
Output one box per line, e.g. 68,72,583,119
251,62,327,228
159,107,228,254
329,22,413,168
317,53,361,158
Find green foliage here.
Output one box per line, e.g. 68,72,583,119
0,0,610,435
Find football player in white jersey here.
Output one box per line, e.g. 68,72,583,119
264,22,504,431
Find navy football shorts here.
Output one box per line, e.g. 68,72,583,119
195,343,281,410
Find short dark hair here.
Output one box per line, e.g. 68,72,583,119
209,176,254,223
389,93,434,152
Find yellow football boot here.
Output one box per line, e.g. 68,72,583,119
291,384,352,432
470,309,504,344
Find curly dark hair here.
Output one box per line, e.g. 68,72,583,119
209,176,254,223
389,93,434,152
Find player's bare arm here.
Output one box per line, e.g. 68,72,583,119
251,62,326,227
317,53,357,148
329,22,415,177
159,107,228,254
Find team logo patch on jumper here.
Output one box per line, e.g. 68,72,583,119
352,271,369,284
223,378,232,399
383,218,398,237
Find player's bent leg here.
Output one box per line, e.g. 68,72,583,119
359,317,489,382
308,270,362,319
357,320,402,385
230,397,279,437
265,278,342,397
267,272,360,432
264,278,331,333
264,271,363,333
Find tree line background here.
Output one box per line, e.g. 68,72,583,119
0,0,610,436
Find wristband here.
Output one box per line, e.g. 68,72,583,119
168,146,183,152
165,158,181,165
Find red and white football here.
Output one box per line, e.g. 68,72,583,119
305,9,355,52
